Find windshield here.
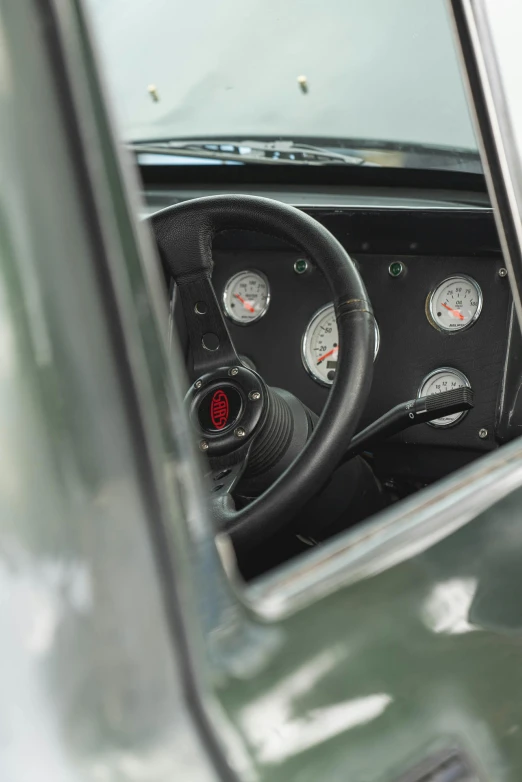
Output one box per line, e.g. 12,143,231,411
86,0,480,172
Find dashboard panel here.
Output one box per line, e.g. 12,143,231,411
213,247,510,451
208,207,512,457
143,179,516,478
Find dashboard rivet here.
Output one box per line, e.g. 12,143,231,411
389,261,404,278
199,440,209,451
229,367,239,376
234,427,246,438
194,379,203,389
478,428,488,439
499,267,508,278
294,259,309,274
249,390,261,401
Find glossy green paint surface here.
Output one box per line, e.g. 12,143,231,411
217,491,522,781
3,0,522,781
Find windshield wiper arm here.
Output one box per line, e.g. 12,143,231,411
128,138,370,166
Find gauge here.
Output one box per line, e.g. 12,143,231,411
302,303,380,386
427,275,482,333
223,270,270,324
418,367,471,427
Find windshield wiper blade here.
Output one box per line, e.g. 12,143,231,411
128,138,370,166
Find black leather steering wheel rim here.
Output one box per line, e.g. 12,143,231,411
151,195,374,557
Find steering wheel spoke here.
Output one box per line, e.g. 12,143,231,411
178,274,240,379
205,444,251,501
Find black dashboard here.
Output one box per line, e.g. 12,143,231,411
143,181,518,486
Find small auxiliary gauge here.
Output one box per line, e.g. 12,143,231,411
418,367,471,427
223,270,270,324
302,303,380,387
427,275,482,333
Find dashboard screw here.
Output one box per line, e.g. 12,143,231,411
199,440,209,451
229,367,239,376
499,267,508,278
478,428,488,439
234,427,246,438
249,390,261,401
194,379,202,390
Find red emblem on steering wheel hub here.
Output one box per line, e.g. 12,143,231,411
210,389,229,430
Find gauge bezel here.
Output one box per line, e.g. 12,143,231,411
222,269,270,326
418,367,471,428
427,274,483,334
301,303,380,387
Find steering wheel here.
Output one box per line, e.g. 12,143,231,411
151,195,374,559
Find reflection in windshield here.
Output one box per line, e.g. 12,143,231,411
87,0,478,170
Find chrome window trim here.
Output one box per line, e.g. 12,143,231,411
142,202,494,218
291,204,492,211
448,0,522,327
229,433,522,620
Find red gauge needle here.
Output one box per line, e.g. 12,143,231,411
234,293,255,313
317,346,339,364
441,302,465,321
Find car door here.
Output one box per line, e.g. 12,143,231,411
2,1,522,781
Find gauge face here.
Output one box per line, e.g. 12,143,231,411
428,275,482,333
223,270,270,324
302,303,380,386
418,367,471,427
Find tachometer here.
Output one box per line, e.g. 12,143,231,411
302,303,380,386
418,367,471,427
223,270,270,324
427,275,482,333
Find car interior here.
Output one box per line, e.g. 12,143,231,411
86,0,519,582
140,168,513,580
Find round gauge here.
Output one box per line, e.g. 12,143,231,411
302,303,380,387
418,367,471,427
428,275,482,333
223,270,270,324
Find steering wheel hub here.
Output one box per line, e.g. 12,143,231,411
186,365,267,456
198,385,242,433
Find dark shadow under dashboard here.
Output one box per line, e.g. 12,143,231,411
150,192,518,487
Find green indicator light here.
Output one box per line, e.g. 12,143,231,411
294,258,309,274
389,261,404,278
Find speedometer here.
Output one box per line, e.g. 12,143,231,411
302,303,380,386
